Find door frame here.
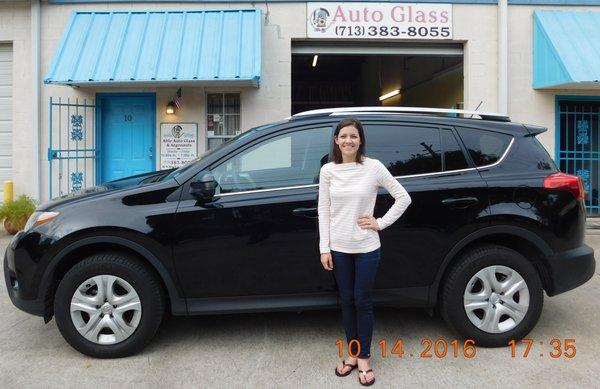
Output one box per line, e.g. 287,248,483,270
95,92,156,184
555,95,600,215
554,95,600,162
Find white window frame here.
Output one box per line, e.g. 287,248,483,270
206,92,241,151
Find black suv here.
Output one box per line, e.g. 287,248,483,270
4,107,595,358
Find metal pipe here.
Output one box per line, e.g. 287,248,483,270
498,0,508,115
31,0,41,200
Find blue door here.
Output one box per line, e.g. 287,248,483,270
99,94,155,183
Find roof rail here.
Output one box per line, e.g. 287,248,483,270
291,107,511,122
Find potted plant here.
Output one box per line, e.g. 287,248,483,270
0,195,36,235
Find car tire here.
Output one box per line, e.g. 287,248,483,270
54,252,165,358
440,244,544,347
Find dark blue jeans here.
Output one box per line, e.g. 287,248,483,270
331,247,381,359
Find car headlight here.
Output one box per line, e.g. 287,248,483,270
24,211,59,231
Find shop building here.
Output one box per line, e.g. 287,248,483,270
1,1,600,213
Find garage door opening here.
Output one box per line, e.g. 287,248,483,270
291,42,463,115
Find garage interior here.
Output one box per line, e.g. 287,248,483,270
291,42,464,115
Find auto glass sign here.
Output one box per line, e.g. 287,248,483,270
307,2,452,39
160,123,198,169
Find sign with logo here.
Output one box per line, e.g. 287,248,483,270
307,2,452,39
160,122,198,169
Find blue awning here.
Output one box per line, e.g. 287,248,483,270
44,10,261,87
533,10,600,89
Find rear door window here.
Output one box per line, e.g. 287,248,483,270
364,124,442,176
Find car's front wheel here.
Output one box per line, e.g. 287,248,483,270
54,252,165,358
440,244,544,347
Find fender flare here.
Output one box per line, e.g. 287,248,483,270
40,236,187,315
428,225,553,305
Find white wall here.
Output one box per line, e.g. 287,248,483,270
0,1,31,198
3,2,600,199
508,5,600,158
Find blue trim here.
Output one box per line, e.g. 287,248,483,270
47,0,600,4
48,97,53,199
95,96,102,184
555,97,560,163
95,92,156,184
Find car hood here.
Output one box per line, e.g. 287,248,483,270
39,169,175,211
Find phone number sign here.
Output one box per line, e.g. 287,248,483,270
307,3,452,40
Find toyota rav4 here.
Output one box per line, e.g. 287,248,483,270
4,107,595,358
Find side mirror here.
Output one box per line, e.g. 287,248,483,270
190,173,218,201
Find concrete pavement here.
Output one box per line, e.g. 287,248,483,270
1,231,599,388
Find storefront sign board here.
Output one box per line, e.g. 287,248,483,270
160,123,198,169
307,2,452,39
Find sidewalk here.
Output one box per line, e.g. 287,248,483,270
586,217,600,234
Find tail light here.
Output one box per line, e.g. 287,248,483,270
543,172,585,201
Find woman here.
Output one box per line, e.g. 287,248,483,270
318,118,412,386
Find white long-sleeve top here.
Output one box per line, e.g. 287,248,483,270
318,156,412,254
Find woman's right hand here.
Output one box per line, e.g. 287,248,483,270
321,253,333,271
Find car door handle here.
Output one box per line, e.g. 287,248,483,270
293,207,318,218
441,197,479,208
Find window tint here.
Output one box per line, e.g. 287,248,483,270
364,124,441,176
456,127,512,167
530,136,557,171
212,126,331,193
441,129,468,171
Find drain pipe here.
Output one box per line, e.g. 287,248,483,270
31,0,41,201
498,0,508,115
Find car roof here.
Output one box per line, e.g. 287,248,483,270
290,106,511,122
278,112,528,135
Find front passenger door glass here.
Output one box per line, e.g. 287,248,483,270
212,126,332,194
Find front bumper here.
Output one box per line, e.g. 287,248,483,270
546,243,596,296
4,243,45,317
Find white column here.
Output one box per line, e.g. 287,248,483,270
498,0,508,115
31,0,41,201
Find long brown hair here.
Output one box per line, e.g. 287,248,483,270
331,118,367,164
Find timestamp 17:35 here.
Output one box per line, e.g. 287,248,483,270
509,339,576,358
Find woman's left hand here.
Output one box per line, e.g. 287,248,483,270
357,214,380,231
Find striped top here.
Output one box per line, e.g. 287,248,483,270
318,157,412,254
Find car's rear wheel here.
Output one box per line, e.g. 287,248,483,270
440,244,544,347
54,252,164,358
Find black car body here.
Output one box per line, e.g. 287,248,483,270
4,108,596,357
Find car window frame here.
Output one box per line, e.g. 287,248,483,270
358,120,515,179
181,120,517,199
441,127,471,172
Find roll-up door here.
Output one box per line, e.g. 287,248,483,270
0,44,12,198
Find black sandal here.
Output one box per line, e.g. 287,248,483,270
334,360,357,377
358,369,375,386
